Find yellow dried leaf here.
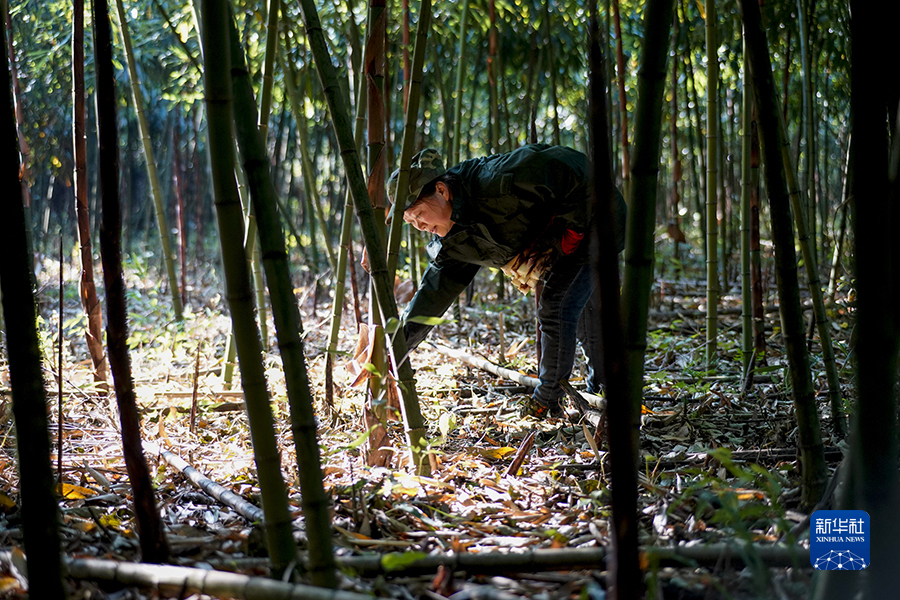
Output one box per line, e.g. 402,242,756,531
471,447,517,460
0,576,21,593
72,520,96,533
0,491,16,511
58,483,97,499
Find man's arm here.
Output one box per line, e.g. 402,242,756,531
401,259,480,350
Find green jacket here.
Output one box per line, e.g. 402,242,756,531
401,144,625,349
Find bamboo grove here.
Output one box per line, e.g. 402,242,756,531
3,0,900,596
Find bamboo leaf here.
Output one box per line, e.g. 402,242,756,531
381,551,428,572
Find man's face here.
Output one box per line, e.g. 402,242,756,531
402,182,454,237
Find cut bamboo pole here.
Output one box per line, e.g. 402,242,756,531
64,557,374,600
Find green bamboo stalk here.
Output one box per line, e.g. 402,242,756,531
451,0,470,164
797,0,816,259
386,0,433,277
777,111,846,437
704,0,719,368
258,0,279,135
740,45,752,376
111,0,183,320
1,0,65,591
281,51,337,272
297,0,431,475
738,0,828,508
487,0,499,152
200,0,297,575
235,141,269,347
226,14,337,587
620,0,674,456
313,43,367,405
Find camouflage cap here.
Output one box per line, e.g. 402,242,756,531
387,148,446,211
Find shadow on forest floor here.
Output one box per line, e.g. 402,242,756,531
0,253,855,599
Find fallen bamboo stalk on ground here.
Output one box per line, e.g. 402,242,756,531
13,543,808,592
144,442,264,523
62,556,373,600
430,343,540,388
166,543,809,577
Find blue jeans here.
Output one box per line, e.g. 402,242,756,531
534,257,606,405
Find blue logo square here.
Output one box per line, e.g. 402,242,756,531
810,510,870,570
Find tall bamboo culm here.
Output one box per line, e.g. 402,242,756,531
386,0,433,276
705,0,719,368
589,3,646,597
776,113,846,437
93,0,171,564
738,0,827,509
0,1,65,593
111,0,183,319
73,0,109,388
740,46,752,376
451,0,470,164
226,14,337,587
845,2,900,597
297,0,431,475
201,0,297,575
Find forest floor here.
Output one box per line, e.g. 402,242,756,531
0,247,855,599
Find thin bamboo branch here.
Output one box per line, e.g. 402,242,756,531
111,0,183,320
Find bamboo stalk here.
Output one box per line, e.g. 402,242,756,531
258,0,279,137
111,0,183,320
52,543,811,591
738,0,828,508
145,443,264,523
0,3,65,591
201,0,297,574
226,14,337,586
297,0,430,475
740,45,753,376
386,0,433,276
704,0,719,368
93,0,170,564
451,0,471,164
65,557,374,600
776,110,846,437
611,0,630,190
73,0,109,389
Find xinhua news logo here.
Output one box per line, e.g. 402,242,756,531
810,510,870,570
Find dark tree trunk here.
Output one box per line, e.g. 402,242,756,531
91,0,170,563
848,1,900,597
738,0,827,508
1,7,65,596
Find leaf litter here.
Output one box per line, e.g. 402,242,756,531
0,256,855,599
